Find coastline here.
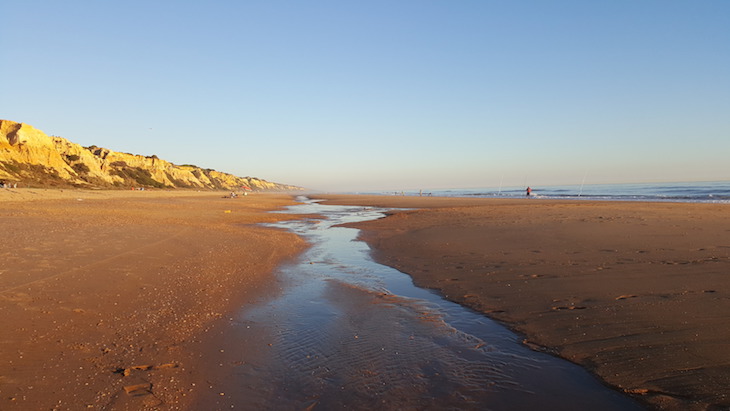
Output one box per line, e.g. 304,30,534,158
0,189,307,409
314,194,730,410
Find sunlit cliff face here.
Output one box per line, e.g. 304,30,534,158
0,119,301,191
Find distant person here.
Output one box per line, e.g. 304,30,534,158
526,187,532,197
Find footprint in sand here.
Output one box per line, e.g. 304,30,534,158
123,383,152,396
551,305,587,311
0,292,32,303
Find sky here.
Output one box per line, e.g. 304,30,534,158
2,1,729,191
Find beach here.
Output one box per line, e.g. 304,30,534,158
0,189,307,410
316,194,730,410
3,189,728,410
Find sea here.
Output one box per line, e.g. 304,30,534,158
364,181,730,204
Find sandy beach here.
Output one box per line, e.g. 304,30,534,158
3,189,728,410
315,194,730,410
0,189,307,410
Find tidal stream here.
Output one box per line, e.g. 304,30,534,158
199,198,643,410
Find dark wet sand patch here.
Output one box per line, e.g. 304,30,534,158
315,194,730,410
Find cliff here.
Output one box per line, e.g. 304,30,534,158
0,120,301,191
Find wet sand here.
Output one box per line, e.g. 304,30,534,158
0,189,306,410
191,200,642,410
315,194,730,410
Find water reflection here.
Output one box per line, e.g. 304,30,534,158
208,198,644,410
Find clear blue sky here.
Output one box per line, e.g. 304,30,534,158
2,1,729,191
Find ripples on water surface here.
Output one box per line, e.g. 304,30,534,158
200,198,644,410
369,181,730,203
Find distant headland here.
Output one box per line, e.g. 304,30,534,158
0,120,301,191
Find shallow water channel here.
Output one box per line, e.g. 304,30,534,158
204,199,644,410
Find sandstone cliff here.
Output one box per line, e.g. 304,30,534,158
0,120,301,191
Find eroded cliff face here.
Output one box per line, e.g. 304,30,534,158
0,121,77,182
0,120,301,191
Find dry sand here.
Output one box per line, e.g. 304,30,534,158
0,189,307,410
315,194,730,410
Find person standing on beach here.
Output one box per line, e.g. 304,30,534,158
526,187,532,196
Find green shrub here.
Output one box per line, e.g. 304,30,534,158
1,161,21,174
72,163,90,174
110,166,167,188
165,172,193,188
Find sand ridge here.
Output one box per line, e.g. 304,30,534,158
0,190,307,410
316,194,730,410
